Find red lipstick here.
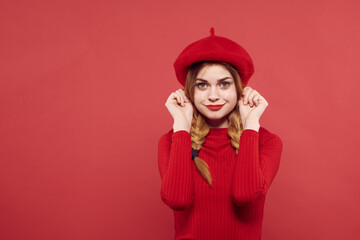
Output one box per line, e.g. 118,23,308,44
205,104,225,111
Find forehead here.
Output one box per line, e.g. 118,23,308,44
196,64,232,81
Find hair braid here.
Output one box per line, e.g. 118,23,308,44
227,105,243,155
190,109,212,186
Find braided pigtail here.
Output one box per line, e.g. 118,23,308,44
227,104,243,155
190,109,211,186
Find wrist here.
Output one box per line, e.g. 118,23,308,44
243,120,260,132
173,121,191,133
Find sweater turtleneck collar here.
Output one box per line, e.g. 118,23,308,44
207,127,230,140
202,128,232,152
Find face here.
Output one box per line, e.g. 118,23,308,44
193,64,238,128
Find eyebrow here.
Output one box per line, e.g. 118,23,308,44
195,77,233,82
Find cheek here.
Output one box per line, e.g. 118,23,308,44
194,91,206,104
223,90,237,101
223,92,238,107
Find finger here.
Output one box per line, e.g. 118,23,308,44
248,90,258,107
179,90,187,106
258,95,268,107
241,87,248,97
239,96,250,108
243,87,253,104
243,86,252,94
167,92,176,103
178,89,189,104
243,88,253,105
181,89,190,103
240,90,245,100
175,90,185,106
171,92,182,106
253,94,261,106
174,90,183,106
243,86,252,92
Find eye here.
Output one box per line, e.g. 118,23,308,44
220,82,230,87
196,82,207,89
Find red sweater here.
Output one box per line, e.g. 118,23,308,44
158,127,283,240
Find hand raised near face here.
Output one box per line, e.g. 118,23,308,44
165,89,193,132
238,86,268,127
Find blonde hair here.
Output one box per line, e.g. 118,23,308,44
184,61,245,187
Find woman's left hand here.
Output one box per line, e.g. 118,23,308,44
238,86,268,128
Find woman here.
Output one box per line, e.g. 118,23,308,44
158,28,283,240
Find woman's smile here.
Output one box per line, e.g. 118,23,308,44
205,104,225,111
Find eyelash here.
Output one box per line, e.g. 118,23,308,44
196,82,230,88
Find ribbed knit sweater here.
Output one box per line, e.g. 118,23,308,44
158,126,283,240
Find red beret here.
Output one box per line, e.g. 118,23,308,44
173,27,254,87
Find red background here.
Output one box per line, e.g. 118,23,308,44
1,0,359,239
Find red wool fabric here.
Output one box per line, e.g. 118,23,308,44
158,127,283,240
173,29,254,88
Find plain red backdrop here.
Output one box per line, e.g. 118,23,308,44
1,0,360,239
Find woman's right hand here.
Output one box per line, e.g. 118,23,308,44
165,89,193,133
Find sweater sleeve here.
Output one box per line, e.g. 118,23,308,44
231,129,283,207
158,129,194,210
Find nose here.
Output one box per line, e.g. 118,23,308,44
208,86,219,102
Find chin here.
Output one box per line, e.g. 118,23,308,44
201,109,229,120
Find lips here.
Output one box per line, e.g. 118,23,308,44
205,104,225,111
